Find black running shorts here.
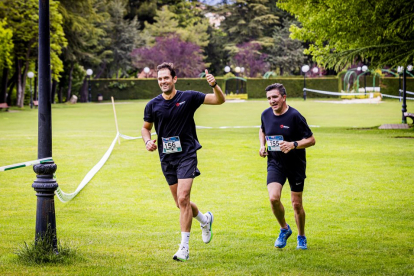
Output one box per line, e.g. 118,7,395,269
267,166,305,192
160,153,201,185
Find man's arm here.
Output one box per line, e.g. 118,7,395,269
259,128,268,157
141,121,157,152
204,69,226,105
279,136,316,154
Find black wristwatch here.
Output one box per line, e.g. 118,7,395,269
209,81,217,88
293,141,298,149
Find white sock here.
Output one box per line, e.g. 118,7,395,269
181,232,190,248
195,211,208,225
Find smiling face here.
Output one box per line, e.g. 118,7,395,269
266,89,287,115
157,68,177,94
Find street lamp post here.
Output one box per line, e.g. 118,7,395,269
362,65,368,95
28,72,34,109
33,0,58,250
86,69,93,102
397,66,403,101
402,65,412,123
240,67,245,93
235,66,241,94
402,68,407,123
301,65,310,100
224,66,231,94
144,67,150,78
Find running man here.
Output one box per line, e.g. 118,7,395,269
259,83,315,250
141,62,225,261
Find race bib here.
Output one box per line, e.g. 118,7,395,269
162,136,182,154
266,135,283,151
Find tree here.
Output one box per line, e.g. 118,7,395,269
0,0,66,107
267,20,305,75
232,42,269,77
0,19,14,103
59,0,108,101
218,0,280,47
106,0,143,78
277,0,414,69
131,35,206,78
143,5,209,47
204,26,229,76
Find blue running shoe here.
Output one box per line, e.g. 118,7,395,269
297,235,307,250
274,224,292,248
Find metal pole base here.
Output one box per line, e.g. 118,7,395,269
32,162,58,249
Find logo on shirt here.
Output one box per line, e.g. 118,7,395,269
280,125,290,129
176,101,186,107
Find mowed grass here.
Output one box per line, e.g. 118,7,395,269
1,98,414,275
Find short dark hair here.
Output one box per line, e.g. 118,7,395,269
265,83,286,96
157,62,176,78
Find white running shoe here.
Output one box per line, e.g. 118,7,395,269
173,245,189,262
201,211,214,244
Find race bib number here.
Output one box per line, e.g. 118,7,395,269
266,135,283,151
162,136,182,154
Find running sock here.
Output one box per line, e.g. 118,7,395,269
195,211,208,225
181,232,190,248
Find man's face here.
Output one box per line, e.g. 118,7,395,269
266,89,286,113
157,68,177,94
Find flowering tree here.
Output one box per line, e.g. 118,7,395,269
233,42,269,77
131,35,205,78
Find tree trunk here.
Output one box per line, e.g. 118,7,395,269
34,61,38,101
280,66,284,76
80,77,88,102
15,58,23,107
0,67,8,103
15,58,30,108
51,79,58,104
95,62,106,79
66,61,74,102
58,84,63,103
7,79,15,106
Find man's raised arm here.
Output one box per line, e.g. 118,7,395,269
204,69,225,105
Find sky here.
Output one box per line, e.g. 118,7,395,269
200,0,226,5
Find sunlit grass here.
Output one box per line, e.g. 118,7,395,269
0,98,413,275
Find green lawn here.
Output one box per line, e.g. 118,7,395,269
1,98,413,275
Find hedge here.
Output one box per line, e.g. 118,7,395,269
245,77,339,98
90,76,414,101
90,78,226,102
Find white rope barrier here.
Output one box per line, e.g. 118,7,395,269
382,93,414,100
55,133,120,202
55,131,154,203
0,157,53,172
398,89,414,95
303,88,364,96
304,88,414,100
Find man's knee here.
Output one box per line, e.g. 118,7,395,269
269,194,281,205
177,194,190,207
292,200,303,212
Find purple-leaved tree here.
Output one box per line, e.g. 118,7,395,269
131,35,206,78
233,42,269,77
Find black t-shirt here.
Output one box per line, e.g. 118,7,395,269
260,106,313,178
143,90,206,162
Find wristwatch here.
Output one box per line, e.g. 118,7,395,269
209,81,217,88
293,141,298,149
